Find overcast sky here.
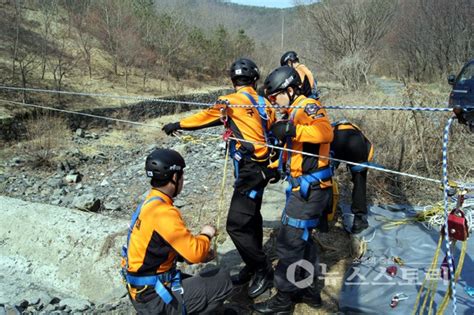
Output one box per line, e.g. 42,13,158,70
228,0,296,8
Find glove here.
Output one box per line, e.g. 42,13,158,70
162,122,181,135
270,121,296,141
262,167,281,184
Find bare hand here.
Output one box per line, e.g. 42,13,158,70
200,225,216,239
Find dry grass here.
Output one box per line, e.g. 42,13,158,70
324,82,473,206
22,111,70,167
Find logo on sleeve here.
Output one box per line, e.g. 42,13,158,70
304,104,324,119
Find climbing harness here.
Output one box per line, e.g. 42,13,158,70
228,92,269,200
121,196,187,314
278,101,333,241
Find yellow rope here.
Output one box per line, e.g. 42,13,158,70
213,142,230,265
412,237,468,315
436,240,468,315
179,134,221,144
377,204,445,230
412,234,443,315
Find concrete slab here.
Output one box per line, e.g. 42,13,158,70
0,196,128,304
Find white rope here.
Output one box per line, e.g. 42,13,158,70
0,85,464,112
0,99,162,128
1,97,470,188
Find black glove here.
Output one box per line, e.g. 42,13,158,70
262,167,281,184
270,121,296,141
162,122,181,135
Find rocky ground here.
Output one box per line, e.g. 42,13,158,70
0,110,359,314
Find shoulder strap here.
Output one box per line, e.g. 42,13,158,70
240,91,269,143
240,91,268,121
123,196,165,261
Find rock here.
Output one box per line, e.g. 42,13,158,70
75,129,85,138
13,300,28,313
65,173,82,184
57,161,73,173
100,179,109,187
4,305,20,315
59,298,91,312
47,178,64,189
49,297,61,305
72,194,101,212
42,304,56,313
104,200,121,212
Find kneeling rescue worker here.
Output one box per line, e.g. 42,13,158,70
162,58,279,299
121,148,232,314
331,121,374,234
253,66,333,314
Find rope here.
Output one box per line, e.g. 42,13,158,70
436,240,468,315
0,99,162,128
213,140,231,265
222,135,443,184
1,85,469,112
411,234,443,315
441,116,457,314
1,97,469,187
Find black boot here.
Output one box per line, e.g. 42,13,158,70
352,214,368,234
253,290,294,314
292,288,322,308
248,266,273,298
231,265,254,285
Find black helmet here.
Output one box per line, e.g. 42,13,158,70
230,58,260,85
280,51,299,66
145,148,186,182
264,66,301,96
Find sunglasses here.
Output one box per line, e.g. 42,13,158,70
267,91,284,104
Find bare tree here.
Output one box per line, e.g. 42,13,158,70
11,0,24,78
300,0,397,88
38,0,58,79
16,51,38,102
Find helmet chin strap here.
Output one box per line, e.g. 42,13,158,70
286,89,296,105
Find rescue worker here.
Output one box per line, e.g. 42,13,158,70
121,148,233,314
253,66,333,314
331,121,374,233
162,58,279,299
280,51,319,99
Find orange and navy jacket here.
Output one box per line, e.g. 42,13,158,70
126,189,210,298
271,95,333,188
295,64,315,89
179,86,276,160
332,121,374,162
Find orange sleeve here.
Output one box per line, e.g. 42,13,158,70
294,106,333,144
155,208,210,264
179,99,225,130
296,65,315,89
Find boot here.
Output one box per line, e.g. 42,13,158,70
352,214,368,234
292,288,322,309
231,265,254,285
253,290,294,314
248,266,273,298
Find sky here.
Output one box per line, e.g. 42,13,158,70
228,0,296,8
